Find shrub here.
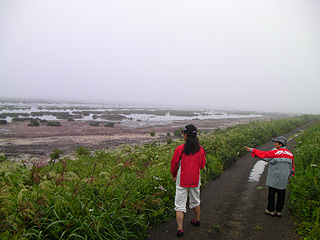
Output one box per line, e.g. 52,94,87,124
46,121,61,126
150,131,156,136
27,120,40,126
105,122,115,127
50,148,64,162
166,138,174,145
0,120,7,125
75,146,91,156
67,118,75,121
89,122,99,126
174,128,183,137
0,152,7,162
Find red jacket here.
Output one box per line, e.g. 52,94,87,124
171,144,206,187
251,147,295,173
251,147,295,189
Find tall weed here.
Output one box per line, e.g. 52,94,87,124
288,120,320,239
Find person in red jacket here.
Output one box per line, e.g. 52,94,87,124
245,136,294,217
171,124,206,237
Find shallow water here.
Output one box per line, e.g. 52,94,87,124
248,160,268,182
1,99,264,124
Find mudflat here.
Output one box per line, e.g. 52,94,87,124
0,117,269,157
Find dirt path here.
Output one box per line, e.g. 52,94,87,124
146,126,305,240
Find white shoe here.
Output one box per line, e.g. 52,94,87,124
275,212,282,218
264,209,275,216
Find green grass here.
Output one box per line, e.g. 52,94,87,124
288,120,320,239
0,115,319,239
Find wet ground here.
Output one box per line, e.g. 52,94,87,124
0,117,267,158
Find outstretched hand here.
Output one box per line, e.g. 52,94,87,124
244,146,252,152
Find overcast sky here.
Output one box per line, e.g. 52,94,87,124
1,0,319,114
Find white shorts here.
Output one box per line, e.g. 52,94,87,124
174,185,201,213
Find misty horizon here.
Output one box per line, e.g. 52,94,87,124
0,96,305,116
1,1,319,114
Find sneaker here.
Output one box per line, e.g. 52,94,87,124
264,209,275,217
275,212,282,218
176,229,184,237
190,219,201,226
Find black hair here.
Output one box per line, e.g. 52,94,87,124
277,141,285,146
183,133,201,155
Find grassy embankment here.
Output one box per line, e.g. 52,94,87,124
0,115,319,239
288,120,320,239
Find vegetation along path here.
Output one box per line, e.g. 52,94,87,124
147,125,306,240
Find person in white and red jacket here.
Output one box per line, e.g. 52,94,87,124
245,136,294,218
171,124,206,237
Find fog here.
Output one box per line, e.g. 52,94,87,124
1,0,320,114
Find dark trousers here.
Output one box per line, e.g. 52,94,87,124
267,186,286,212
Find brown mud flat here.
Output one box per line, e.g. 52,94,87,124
0,117,271,159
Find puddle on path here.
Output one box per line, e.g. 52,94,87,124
248,160,268,182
